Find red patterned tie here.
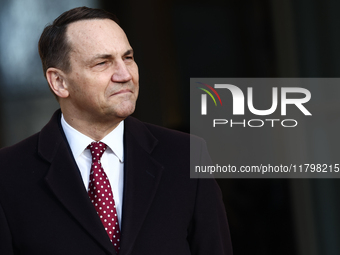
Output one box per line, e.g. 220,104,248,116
87,141,121,254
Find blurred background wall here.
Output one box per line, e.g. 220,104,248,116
1,0,340,254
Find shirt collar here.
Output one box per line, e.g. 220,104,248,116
61,114,124,162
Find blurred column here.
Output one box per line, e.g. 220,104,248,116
273,0,340,254
0,0,100,146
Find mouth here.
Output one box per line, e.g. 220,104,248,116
111,89,133,96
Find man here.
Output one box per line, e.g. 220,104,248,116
0,7,232,255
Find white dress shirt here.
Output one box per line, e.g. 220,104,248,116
61,114,124,227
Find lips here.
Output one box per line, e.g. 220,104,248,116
111,89,133,96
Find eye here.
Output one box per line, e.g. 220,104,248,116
124,55,134,60
97,61,107,66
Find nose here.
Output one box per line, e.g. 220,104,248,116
111,59,132,83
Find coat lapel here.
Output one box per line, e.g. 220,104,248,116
38,110,116,254
119,117,163,255
37,111,163,255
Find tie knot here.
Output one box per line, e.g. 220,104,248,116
87,141,107,161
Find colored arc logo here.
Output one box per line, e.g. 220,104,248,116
197,82,222,106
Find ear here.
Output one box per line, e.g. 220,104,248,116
46,68,69,98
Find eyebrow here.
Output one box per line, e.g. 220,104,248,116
124,49,134,56
88,54,112,64
88,49,134,64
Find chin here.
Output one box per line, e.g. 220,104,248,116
114,103,136,119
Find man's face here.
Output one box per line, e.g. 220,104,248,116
62,19,139,124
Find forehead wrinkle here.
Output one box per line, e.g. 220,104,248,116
67,19,123,45
65,19,133,65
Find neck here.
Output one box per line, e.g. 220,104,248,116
62,110,123,141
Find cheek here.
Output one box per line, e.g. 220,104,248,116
129,63,139,80
68,79,93,100
67,70,110,99
135,85,139,97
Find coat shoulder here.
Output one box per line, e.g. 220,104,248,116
125,116,204,148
